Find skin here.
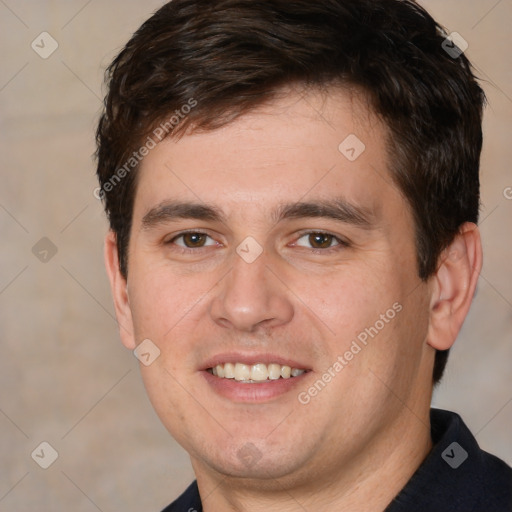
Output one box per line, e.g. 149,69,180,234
105,87,482,511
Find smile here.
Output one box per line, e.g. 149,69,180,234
207,362,307,382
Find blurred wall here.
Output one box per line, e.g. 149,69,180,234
0,1,510,510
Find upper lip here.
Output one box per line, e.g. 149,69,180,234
200,352,311,371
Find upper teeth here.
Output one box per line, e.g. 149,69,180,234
210,363,306,382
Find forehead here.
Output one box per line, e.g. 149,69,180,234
133,87,398,221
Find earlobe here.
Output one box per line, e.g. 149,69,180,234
426,223,482,351
104,231,137,350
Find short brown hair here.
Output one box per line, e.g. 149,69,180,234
96,0,485,384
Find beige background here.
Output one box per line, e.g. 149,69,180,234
0,1,510,510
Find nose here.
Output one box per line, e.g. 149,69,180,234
209,249,294,333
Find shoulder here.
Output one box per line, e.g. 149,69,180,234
386,409,512,512
479,449,512,507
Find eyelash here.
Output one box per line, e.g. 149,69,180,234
165,230,350,254
293,230,350,254
165,230,219,254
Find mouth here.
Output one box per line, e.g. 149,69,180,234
201,356,311,403
207,362,307,383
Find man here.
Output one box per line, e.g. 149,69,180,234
96,0,512,510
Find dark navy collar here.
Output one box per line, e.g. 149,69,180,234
385,408,512,511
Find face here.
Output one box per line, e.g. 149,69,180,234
114,87,435,487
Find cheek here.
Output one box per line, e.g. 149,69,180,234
294,256,423,386
126,265,220,382
294,265,396,340
138,362,194,446
127,265,203,337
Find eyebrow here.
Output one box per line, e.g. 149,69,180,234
141,201,226,229
273,199,376,229
140,198,376,230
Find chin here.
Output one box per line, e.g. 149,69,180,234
205,454,303,482
190,434,316,485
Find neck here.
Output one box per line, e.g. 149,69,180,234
194,406,433,512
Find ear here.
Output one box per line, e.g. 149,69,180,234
426,222,482,351
104,230,137,350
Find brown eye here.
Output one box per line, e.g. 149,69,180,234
294,232,343,251
182,233,207,247
308,233,336,249
171,232,216,249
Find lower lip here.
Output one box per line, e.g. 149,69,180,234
201,370,310,403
